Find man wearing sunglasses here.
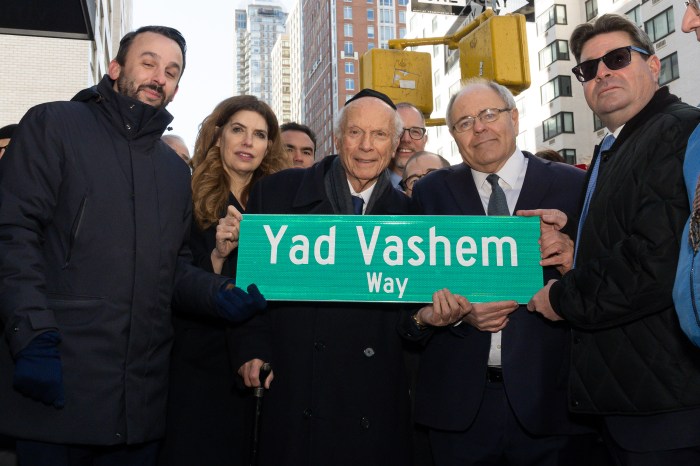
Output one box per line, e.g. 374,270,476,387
673,0,700,357
527,13,700,465
388,102,428,189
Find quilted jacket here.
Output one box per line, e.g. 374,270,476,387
550,87,700,415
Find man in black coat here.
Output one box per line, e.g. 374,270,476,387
528,14,700,465
402,79,597,466
0,26,263,466
235,89,470,466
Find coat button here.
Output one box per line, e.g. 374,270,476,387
125,124,131,131
314,341,326,351
303,408,312,419
363,347,375,357
571,400,579,408
115,432,122,439
360,417,370,429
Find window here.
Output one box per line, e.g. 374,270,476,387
368,42,375,50
433,69,440,87
536,4,567,35
435,95,441,111
367,26,375,39
367,9,374,20
343,6,352,19
380,8,394,23
560,149,577,164
399,10,406,23
645,8,675,42
538,40,570,69
626,5,641,25
344,23,353,37
433,44,440,57
542,112,574,141
585,0,597,21
345,61,354,74
380,0,393,5
344,41,354,55
593,113,604,131
432,16,438,33
659,52,679,85
398,0,408,5
345,78,355,90
399,28,406,38
540,76,572,104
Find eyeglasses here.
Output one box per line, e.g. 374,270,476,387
400,168,439,191
686,0,700,13
572,45,651,83
451,108,512,133
0,144,8,153
401,127,427,140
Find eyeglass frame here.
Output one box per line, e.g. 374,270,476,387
571,45,651,83
401,126,427,140
400,168,439,191
451,108,513,134
686,0,700,13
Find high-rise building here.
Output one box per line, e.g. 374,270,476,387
285,0,304,123
302,0,409,156
0,0,132,127
234,1,288,105
271,34,292,123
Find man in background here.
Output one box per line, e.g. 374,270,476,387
400,150,449,197
162,133,190,163
280,121,316,168
388,102,427,189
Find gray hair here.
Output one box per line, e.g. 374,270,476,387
445,78,516,131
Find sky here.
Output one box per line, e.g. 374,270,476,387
132,0,293,152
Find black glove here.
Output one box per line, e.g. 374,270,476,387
13,331,65,409
215,282,267,323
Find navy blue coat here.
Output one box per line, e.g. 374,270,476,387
405,153,594,436
233,156,413,466
0,76,225,445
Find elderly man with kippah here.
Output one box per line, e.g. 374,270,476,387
235,88,470,466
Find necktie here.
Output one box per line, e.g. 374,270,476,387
486,174,509,216
573,133,616,267
352,196,364,215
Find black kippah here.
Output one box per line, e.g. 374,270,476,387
344,88,396,110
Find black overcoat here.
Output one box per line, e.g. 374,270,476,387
233,156,413,466
0,76,225,445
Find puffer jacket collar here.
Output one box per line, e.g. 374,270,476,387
71,75,174,143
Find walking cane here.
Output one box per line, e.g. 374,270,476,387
249,362,271,466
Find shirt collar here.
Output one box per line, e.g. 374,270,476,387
470,147,525,190
348,179,376,204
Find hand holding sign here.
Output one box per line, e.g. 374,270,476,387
462,300,519,333
527,279,563,322
211,205,243,272
416,288,473,327
517,208,573,275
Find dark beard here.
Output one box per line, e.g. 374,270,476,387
116,76,167,109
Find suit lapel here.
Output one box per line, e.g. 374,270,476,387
514,153,553,211
446,164,486,215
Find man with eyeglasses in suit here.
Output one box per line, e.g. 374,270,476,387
527,13,700,465
388,102,428,189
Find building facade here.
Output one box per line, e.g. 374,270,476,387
234,1,288,105
407,0,700,165
0,0,132,127
302,0,409,156
271,33,292,124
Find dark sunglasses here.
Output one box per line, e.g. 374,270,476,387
572,45,651,83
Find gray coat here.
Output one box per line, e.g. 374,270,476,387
0,76,224,445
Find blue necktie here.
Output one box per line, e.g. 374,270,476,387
573,134,616,267
486,174,510,216
352,196,364,215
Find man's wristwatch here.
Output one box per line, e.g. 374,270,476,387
412,312,427,330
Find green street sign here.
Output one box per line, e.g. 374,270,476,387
236,214,542,303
